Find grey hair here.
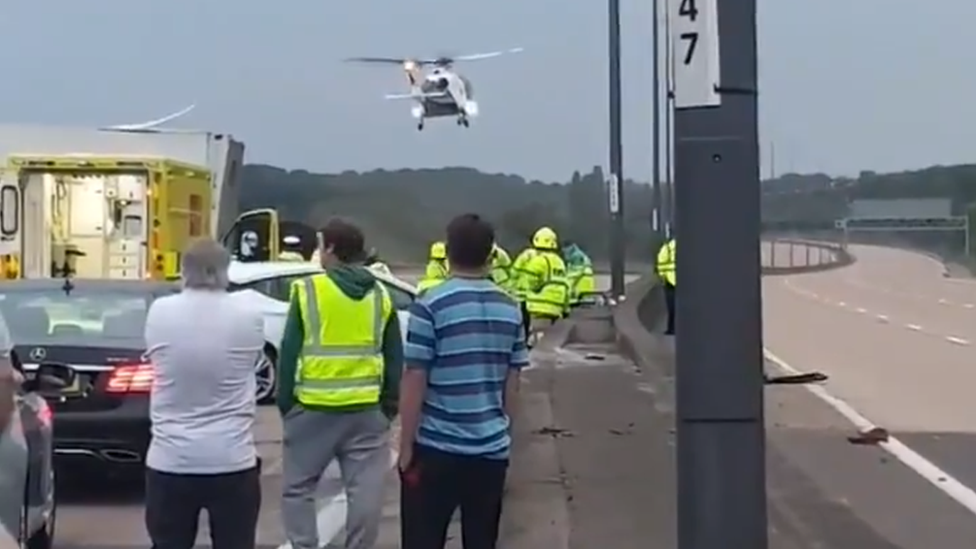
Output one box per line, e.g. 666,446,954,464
181,238,231,290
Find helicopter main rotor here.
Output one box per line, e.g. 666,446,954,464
345,47,523,70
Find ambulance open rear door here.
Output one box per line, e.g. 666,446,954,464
222,208,280,262
0,172,20,278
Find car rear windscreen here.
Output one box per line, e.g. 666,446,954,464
0,288,155,346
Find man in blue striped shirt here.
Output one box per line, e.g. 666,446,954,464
399,213,529,549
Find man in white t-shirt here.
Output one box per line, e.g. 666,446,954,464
143,238,264,549
0,312,24,549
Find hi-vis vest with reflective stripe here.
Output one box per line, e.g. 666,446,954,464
290,274,393,407
656,239,676,286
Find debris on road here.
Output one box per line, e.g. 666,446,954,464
847,426,890,445
533,426,575,438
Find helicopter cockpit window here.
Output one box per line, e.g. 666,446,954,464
460,75,473,98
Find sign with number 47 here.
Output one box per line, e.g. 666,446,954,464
668,0,721,109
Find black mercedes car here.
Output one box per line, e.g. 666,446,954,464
0,278,178,477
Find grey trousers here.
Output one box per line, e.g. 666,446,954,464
281,407,390,549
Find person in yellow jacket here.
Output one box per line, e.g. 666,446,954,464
656,238,676,335
513,227,570,333
489,242,513,289
277,219,403,549
417,241,449,292
561,241,596,306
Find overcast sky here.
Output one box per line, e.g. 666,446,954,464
2,1,974,182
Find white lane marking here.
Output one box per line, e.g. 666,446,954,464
946,336,970,346
938,298,949,305
838,301,847,307
855,307,867,314
763,349,976,515
906,324,923,331
875,315,889,323
277,449,399,549
965,304,974,309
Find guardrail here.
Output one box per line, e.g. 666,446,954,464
619,237,854,339
611,237,849,399
760,237,853,275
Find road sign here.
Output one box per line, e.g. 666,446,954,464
608,174,620,214
669,0,721,108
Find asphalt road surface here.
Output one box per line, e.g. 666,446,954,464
762,242,976,543
54,407,292,548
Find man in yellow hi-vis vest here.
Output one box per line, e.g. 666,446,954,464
277,219,404,549
417,241,449,292
656,238,676,335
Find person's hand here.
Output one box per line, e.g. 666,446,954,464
397,444,413,473
0,362,21,434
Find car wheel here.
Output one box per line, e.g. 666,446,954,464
255,346,278,405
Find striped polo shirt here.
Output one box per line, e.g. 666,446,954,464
404,277,529,459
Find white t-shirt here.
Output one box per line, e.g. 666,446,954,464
144,289,263,474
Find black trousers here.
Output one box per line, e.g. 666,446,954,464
520,301,531,342
145,462,261,549
400,444,509,549
663,282,676,334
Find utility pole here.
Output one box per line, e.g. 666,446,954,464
608,0,625,299
669,0,767,548
651,0,663,238
662,0,675,237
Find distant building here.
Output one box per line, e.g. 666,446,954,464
848,198,952,220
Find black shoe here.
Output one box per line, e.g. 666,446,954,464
664,330,675,336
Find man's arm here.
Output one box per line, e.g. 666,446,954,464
276,292,304,415
399,301,436,453
505,314,531,419
379,315,403,419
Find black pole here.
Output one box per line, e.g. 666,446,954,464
670,0,767,547
651,0,663,238
608,0,625,298
662,0,674,237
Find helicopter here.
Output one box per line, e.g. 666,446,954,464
345,48,523,131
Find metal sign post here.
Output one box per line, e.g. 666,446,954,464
608,0,626,299
669,0,767,547
651,0,664,238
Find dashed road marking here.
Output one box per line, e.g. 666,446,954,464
855,307,867,314
875,315,889,323
965,304,974,309
946,336,970,346
906,324,923,331
838,301,847,307
763,348,976,516
938,298,949,305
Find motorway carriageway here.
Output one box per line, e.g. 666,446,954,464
763,243,976,544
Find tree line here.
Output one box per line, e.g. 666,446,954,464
760,164,976,258
238,160,976,263
239,164,660,264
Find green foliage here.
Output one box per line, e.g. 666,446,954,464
761,164,976,223
239,165,658,264
761,164,976,258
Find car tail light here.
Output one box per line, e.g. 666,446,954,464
104,363,154,394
